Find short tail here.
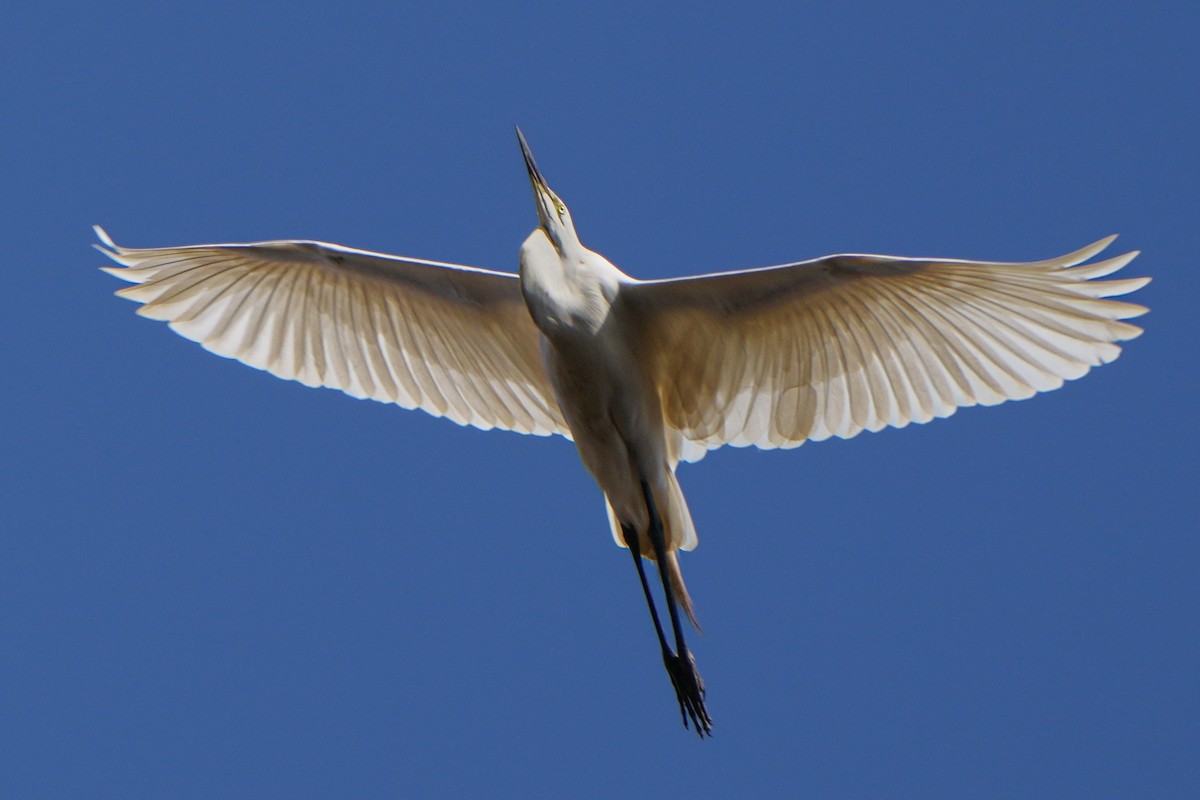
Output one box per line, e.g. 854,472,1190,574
605,469,701,630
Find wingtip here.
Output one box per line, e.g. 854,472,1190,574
1122,274,1151,293
1075,234,1120,263
1040,234,1128,272
93,224,117,250
95,226,137,272
95,245,125,270
100,265,141,285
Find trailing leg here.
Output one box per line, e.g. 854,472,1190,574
638,480,713,737
622,522,671,660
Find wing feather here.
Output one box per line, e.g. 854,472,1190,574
97,227,569,437
624,237,1148,457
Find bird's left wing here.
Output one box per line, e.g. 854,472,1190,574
97,227,569,437
622,237,1148,460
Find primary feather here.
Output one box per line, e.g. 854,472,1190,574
96,225,569,437
99,227,1148,458
623,236,1147,458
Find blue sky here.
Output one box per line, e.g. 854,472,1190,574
3,1,1196,796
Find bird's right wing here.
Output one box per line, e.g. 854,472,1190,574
97,227,569,437
623,237,1148,459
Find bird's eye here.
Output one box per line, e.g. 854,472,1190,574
554,200,566,217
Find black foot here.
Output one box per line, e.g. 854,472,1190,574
663,648,712,738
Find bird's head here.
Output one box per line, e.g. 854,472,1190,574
517,127,580,253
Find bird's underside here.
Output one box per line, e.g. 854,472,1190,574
96,131,1149,738
95,229,1148,455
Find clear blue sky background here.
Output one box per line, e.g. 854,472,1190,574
3,2,1196,797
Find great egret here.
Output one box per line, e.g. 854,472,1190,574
97,128,1149,737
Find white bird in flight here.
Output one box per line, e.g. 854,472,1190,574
98,129,1149,737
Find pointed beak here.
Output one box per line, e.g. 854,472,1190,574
516,126,553,228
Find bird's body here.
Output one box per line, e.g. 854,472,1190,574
98,129,1149,738
516,148,702,644
522,230,678,547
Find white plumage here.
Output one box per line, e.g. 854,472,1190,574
98,130,1148,736
96,231,1146,456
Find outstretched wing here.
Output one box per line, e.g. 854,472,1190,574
624,236,1148,459
97,227,569,437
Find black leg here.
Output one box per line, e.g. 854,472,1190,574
623,523,672,661
636,481,714,738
